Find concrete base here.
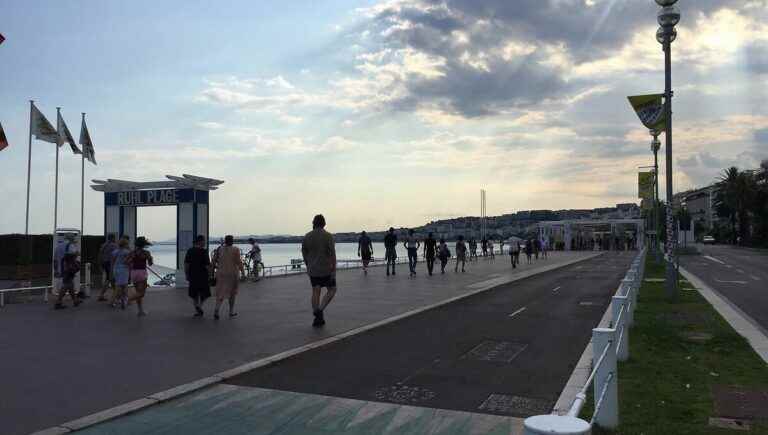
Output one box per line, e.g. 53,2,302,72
523,415,591,435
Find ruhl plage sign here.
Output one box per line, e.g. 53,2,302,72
117,189,179,206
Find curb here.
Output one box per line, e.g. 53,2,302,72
31,252,602,434
679,266,768,364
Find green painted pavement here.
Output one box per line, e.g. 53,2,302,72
77,385,523,435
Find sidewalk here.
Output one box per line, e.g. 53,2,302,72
1,251,596,435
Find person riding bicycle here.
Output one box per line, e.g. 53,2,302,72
247,238,264,280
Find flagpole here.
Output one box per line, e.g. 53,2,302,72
80,113,85,237
26,100,33,235
50,107,61,301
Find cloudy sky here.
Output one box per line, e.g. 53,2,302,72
1,0,766,239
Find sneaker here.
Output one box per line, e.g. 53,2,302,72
312,310,322,327
317,310,326,326
194,307,204,317
386,270,390,276
229,312,238,318
214,312,220,320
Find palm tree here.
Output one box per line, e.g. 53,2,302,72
715,167,739,243
715,167,756,244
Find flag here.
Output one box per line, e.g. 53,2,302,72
80,117,96,164
57,111,81,154
0,34,5,45
31,103,58,143
627,94,666,132
0,121,8,151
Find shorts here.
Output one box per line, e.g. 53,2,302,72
309,275,337,288
385,249,397,261
130,269,148,284
102,262,112,281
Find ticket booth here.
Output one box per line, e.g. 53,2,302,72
91,174,224,288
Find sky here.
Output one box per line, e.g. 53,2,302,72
1,0,767,240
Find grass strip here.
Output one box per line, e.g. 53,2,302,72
581,256,768,434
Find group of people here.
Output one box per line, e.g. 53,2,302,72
359,228,551,276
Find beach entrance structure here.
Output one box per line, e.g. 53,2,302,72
91,174,224,288
538,219,644,251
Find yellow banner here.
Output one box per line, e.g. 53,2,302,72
627,94,666,132
638,171,654,200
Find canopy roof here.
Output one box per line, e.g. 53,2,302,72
91,174,224,192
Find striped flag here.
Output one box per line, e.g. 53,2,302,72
80,116,96,164
57,111,81,154
0,33,5,45
0,121,8,151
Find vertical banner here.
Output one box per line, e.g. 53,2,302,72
638,171,654,200
627,94,666,132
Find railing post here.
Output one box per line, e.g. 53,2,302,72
612,295,629,361
592,328,619,429
85,263,91,295
621,278,635,327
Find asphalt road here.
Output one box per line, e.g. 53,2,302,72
680,244,768,334
227,252,635,418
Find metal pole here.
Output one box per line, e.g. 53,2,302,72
50,108,61,301
26,100,34,235
653,136,661,263
80,113,85,237
663,39,677,299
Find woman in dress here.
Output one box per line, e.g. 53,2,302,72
111,237,131,309
184,235,211,317
212,235,244,320
127,236,153,317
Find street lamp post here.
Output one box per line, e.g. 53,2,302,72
651,131,661,263
656,0,680,299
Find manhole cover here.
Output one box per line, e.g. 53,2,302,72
709,417,751,431
463,341,527,363
681,331,714,343
713,385,768,420
478,394,552,416
374,383,436,404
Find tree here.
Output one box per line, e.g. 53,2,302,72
714,167,756,244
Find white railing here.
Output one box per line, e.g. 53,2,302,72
523,248,646,434
1,263,93,307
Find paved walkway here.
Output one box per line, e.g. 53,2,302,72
1,251,595,435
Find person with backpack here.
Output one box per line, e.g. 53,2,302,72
437,238,451,274
54,237,81,310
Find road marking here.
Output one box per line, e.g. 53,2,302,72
750,275,762,281
714,278,748,285
508,307,527,318
704,255,726,265
552,286,561,292
736,269,746,274
724,264,734,269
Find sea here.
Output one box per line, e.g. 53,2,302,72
147,242,414,270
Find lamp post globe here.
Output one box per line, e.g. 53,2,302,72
656,27,677,44
655,0,678,6
658,5,681,28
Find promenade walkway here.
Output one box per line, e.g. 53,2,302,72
2,251,596,435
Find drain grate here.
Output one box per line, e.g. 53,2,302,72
478,394,552,416
374,383,436,404
463,340,527,363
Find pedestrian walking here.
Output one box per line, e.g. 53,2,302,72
97,234,117,302
111,237,131,309
247,238,264,280
301,214,337,327
423,232,437,276
488,240,495,259
211,235,244,320
455,235,467,273
469,239,478,261
438,238,450,274
534,238,541,260
126,237,153,317
525,239,533,264
404,229,420,277
509,239,519,268
541,238,549,259
384,227,398,276
185,235,211,317
54,237,81,310
481,238,488,257
358,231,373,275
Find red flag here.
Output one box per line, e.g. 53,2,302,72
0,34,5,45
0,122,8,151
